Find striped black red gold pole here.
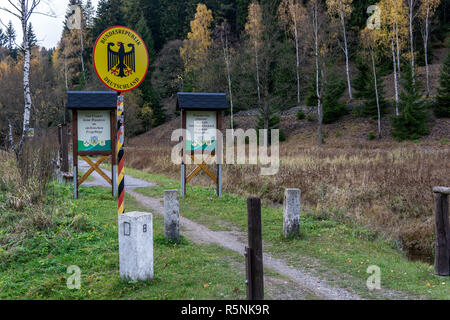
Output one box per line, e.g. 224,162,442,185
117,92,125,214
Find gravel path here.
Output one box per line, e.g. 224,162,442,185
78,160,362,300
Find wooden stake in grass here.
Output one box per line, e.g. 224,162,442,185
246,197,264,300
433,186,450,276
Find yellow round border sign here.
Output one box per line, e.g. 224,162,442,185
93,26,149,92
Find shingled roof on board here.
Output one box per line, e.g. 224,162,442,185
176,92,229,110
67,91,117,110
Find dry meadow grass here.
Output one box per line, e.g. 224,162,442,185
127,115,450,261
0,136,58,247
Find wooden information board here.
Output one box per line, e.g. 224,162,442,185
177,92,229,198
68,91,118,199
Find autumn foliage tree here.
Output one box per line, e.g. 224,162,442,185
360,27,383,138
0,0,55,157
180,3,214,89
379,0,408,115
326,0,353,101
391,66,429,140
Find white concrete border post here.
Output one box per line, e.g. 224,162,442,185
118,211,154,281
283,188,301,237
164,190,180,242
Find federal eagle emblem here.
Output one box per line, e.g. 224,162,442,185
107,42,135,78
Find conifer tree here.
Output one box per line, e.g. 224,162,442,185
353,57,387,119
256,114,286,144
391,66,429,140
433,48,450,118
27,23,37,48
306,70,347,124
0,28,6,47
91,0,125,39
321,72,348,124
83,0,95,28
5,21,16,51
135,16,156,65
134,15,165,127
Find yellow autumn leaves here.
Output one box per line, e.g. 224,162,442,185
180,4,213,74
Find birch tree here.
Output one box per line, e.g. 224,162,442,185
419,0,441,97
405,0,419,86
218,22,235,136
278,0,306,105
0,0,55,157
379,0,408,115
361,27,382,138
245,0,263,110
306,0,327,147
326,0,353,101
180,3,213,75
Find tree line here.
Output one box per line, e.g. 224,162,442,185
0,0,449,156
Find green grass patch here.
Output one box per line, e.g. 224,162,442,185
0,183,246,300
125,167,450,300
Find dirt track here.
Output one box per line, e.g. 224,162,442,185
79,159,367,300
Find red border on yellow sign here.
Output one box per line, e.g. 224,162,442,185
93,26,149,92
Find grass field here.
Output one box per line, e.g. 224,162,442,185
126,132,450,263
122,167,450,300
0,174,247,299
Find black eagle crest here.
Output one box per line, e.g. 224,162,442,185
107,42,135,78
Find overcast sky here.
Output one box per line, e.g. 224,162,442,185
0,0,100,49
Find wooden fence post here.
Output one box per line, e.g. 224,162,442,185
61,124,69,173
246,197,264,300
433,186,450,276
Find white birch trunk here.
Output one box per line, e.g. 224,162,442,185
223,32,234,136
395,23,401,80
371,49,381,138
392,39,399,116
408,0,416,86
19,2,32,154
424,5,430,96
255,40,261,109
293,8,301,105
339,2,352,101
8,122,13,151
313,2,322,147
